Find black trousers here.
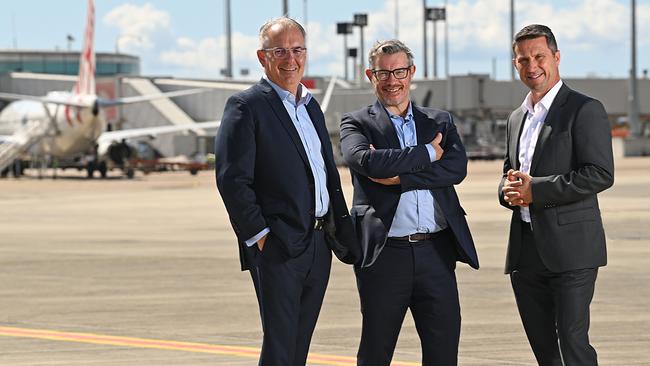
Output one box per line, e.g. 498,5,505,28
250,229,331,366
511,222,598,366
355,229,460,366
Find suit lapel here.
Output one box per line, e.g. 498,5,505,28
510,108,526,170
259,79,310,167
412,104,438,145
530,84,570,174
369,100,401,148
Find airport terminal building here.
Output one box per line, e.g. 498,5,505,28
1,49,649,160
0,50,139,76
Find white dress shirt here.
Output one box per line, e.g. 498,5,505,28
518,80,563,222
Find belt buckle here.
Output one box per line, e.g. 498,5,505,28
408,234,418,243
314,218,324,230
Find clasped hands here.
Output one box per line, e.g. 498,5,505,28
368,133,444,186
502,169,533,207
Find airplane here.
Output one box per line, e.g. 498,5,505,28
0,0,220,179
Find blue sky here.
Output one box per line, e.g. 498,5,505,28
2,0,649,80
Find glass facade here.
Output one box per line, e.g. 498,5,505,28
0,51,140,76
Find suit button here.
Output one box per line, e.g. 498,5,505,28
308,209,315,216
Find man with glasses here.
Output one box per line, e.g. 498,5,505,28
215,17,358,366
340,39,479,365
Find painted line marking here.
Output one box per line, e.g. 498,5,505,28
0,326,419,366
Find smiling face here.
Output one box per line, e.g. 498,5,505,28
257,23,305,96
366,51,414,117
513,36,561,103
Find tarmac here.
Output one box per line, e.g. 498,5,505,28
0,158,648,365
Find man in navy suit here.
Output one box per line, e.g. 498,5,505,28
214,17,358,366
340,39,479,366
500,24,614,365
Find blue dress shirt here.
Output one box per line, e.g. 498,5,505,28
245,77,330,246
385,103,448,237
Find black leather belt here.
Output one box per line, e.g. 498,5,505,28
387,229,447,243
314,217,325,230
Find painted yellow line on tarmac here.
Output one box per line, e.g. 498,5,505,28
0,326,419,366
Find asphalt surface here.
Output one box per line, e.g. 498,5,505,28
1,158,648,365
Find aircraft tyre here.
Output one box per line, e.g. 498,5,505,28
98,161,108,178
87,161,95,178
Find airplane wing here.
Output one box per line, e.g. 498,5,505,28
97,88,208,107
0,88,208,109
96,120,221,145
0,92,89,108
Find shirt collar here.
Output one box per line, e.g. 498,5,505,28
383,102,414,123
264,75,312,106
521,79,563,115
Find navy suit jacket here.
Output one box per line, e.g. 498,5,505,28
215,79,359,270
498,83,614,273
340,101,479,269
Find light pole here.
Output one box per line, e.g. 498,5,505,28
303,0,309,76
348,48,358,81
66,34,75,52
444,0,449,78
629,0,641,136
426,7,446,79
353,13,368,85
337,22,353,81
395,0,399,38
510,0,515,81
423,0,428,78
224,0,233,79
282,0,288,15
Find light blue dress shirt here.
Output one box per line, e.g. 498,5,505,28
245,77,330,246
385,103,448,237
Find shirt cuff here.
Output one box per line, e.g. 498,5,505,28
425,144,437,162
245,228,270,247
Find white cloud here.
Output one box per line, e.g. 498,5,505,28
103,3,171,52
160,32,261,78
100,0,650,79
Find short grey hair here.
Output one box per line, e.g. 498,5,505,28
368,39,414,69
258,17,306,48
513,24,558,54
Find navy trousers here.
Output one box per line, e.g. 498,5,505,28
355,229,461,366
250,229,331,366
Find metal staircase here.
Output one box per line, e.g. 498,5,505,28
0,120,49,173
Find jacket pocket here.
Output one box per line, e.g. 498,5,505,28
557,207,597,225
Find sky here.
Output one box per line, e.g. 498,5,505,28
2,0,649,81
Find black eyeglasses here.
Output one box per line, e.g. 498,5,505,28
262,47,307,58
371,66,412,81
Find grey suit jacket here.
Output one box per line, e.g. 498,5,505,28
498,83,614,273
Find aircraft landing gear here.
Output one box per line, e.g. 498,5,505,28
86,161,95,178
98,161,107,178
86,160,108,178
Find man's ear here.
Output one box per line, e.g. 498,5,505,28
257,50,266,67
365,69,374,82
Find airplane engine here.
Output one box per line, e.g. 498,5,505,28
107,140,135,167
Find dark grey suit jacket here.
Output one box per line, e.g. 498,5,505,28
498,83,614,273
340,101,479,269
215,79,360,270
